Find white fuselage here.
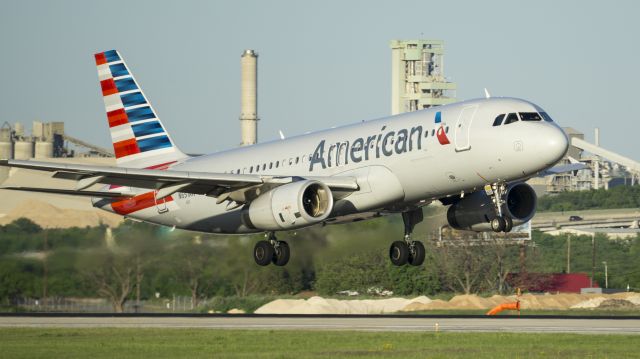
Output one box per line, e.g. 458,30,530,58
96,97,568,234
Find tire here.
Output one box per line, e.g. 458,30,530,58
389,241,409,266
409,241,425,266
491,217,506,232
503,216,513,233
272,241,290,266
253,240,274,266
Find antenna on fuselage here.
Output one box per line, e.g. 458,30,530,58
484,88,491,99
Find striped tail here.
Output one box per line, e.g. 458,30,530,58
95,50,187,169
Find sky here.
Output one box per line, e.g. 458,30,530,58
1,0,639,159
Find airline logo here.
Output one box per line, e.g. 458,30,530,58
434,111,450,145
94,50,173,160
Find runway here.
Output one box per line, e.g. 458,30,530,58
1,315,639,334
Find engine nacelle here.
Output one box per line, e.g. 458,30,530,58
246,180,333,231
446,183,537,232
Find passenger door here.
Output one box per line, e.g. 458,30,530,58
454,105,477,152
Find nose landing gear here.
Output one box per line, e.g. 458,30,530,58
486,182,513,233
389,209,426,266
254,232,290,266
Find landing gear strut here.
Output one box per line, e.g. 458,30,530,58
486,182,513,233
254,232,290,266
390,209,426,266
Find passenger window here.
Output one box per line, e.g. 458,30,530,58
276,161,279,168
269,162,273,169
262,164,266,171
249,166,253,173
493,114,505,126
504,113,519,125
519,112,542,121
295,157,299,164
540,112,554,122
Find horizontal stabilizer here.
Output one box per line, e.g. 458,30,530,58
0,186,134,198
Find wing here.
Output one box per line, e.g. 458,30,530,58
0,159,359,203
537,162,588,177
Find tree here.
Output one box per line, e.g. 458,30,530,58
483,239,520,294
433,238,493,294
78,248,135,313
0,258,41,305
170,238,217,308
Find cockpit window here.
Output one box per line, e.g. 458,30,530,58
492,114,505,126
504,113,519,125
540,112,554,122
519,112,543,121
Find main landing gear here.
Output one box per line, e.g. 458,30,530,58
254,232,290,266
390,209,426,266
486,182,513,233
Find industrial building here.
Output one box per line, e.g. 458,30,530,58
529,127,640,195
390,39,457,115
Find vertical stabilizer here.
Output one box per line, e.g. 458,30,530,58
95,50,187,169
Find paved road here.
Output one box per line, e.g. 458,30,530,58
1,316,639,334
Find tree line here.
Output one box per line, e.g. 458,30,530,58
1,216,639,312
537,185,640,212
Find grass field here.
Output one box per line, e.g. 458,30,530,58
1,328,638,358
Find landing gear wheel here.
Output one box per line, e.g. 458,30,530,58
491,217,506,232
272,241,290,266
503,216,513,233
390,241,409,266
253,240,274,266
408,241,425,266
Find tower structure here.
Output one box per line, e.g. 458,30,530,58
390,39,457,115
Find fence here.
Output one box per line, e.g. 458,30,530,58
14,296,203,313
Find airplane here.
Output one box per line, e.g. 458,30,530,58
0,50,570,267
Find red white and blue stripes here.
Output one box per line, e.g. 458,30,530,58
95,50,177,164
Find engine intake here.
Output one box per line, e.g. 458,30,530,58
446,183,537,232
246,180,333,231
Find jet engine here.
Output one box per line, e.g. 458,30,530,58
446,183,537,232
245,180,333,231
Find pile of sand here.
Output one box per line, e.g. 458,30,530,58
570,297,608,309
599,299,637,309
254,296,432,314
402,294,516,311
255,292,640,314
0,199,122,228
402,292,640,312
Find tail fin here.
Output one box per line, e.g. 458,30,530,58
94,50,188,169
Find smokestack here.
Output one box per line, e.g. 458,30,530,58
240,49,258,146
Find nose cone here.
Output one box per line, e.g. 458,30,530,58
541,125,569,166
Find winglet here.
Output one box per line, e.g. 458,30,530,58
484,88,491,99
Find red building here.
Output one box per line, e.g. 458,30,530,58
507,273,598,293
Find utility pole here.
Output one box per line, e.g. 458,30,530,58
591,234,596,287
566,234,571,273
602,261,608,289
42,231,48,308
